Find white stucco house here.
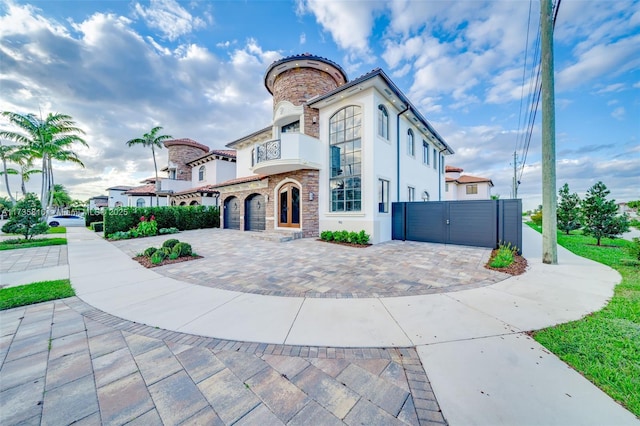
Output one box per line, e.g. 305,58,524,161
445,166,494,201
107,186,132,208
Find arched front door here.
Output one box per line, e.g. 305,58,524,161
245,194,265,231
223,196,240,230
278,183,300,228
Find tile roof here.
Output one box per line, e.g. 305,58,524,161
451,175,494,185
186,148,237,165
107,185,133,191
171,185,219,196
445,165,464,173
124,184,157,195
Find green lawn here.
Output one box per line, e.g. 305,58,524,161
0,237,67,251
0,279,75,310
527,223,640,416
48,226,67,234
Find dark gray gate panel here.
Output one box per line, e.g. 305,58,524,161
245,194,265,231
406,202,447,244
498,199,522,254
392,202,406,240
223,197,240,230
448,201,497,248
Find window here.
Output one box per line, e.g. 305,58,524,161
466,184,478,195
378,105,388,139
330,106,362,212
422,140,429,165
198,165,205,181
281,120,300,133
378,179,390,213
445,183,449,192
433,148,437,169
408,186,415,202
441,154,445,175
407,129,414,156
136,198,145,207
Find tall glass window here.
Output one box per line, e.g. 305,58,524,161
422,140,429,165
378,179,390,213
433,148,437,169
407,129,414,157
378,105,388,139
330,106,362,212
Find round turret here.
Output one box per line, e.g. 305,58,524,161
164,138,209,181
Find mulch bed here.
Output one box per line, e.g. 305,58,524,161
316,239,372,248
133,255,203,269
485,249,528,276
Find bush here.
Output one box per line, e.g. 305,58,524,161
530,210,543,226
159,227,179,234
629,237,640,261
136,215,158,237
103,206,220,236
160,247,172,256
320,230,333,241
108,231,131,240
2,194,49,240
143,247,157,257
168,252,179,260
162,239,180,249
151,250,166,264
334,230,349,243
172,242,192,257
91,222,104,232
356,230,370,245
490,242,516,268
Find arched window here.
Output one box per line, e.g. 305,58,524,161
330,105,362,212
136,198,145,207
198,166,205,181
407,129,414,156
378,105,388,139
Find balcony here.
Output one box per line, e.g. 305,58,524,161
252,133,323,175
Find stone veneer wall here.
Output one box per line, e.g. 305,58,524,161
271,68,339,139
167,145,206,181
219,169,319,238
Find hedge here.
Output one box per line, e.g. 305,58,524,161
103,206,220,236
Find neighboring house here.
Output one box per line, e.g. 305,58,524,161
107,186,132,208
211,53,454,243
124,178,169,207
445,165,494,201
89,195,108,210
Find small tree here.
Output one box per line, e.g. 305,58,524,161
581,181,629,246
0,196,13,219
557,183,581,235
1,193,49,239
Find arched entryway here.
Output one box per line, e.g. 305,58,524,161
190,200,199,205
278,183,300,228
245,193,265,231
223,196,240,230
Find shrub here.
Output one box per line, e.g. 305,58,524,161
108,231,130,240
356,230,370,245
136,215,158,237
320,230,333,241
162,239,180,249
629,237,640,261
530,210,542,226
103,206,220,236
490,242,516,268
168,252,179,260
334,230,349,243
159,227,179,234
2,194,49,240
172,242,192,257
143,247,157,257
91,222,104,232
85,209,104,227
347,231,359,243
151,250,166,264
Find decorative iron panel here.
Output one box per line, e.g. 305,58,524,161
255,139,281,164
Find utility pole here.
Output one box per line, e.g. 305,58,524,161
541,0,558,264
512,151,518,199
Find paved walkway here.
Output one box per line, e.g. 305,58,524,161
1,226,638,425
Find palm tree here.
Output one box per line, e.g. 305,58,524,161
50,184,72,214
125,126,173,207
0,112,87,212
0,142,18,203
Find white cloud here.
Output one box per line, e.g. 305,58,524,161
133,0,206,41
299,32,306,45
595,83,625,94
611,107,626,120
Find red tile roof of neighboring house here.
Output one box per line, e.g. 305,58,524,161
124,184,157,196
455,175,494,185
164,138,209,153
107,185,133,191
445,165,464,173
210,175,267,189
172,185,219,196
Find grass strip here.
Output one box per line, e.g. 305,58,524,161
0,237,67,251
48,226,67,234
527,223,640,416
0,279,75,310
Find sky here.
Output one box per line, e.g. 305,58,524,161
0,0,638,211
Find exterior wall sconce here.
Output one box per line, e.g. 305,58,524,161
309,192,315,201
312,116,317,124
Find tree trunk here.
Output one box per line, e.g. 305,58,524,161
47,157,55,211
40,155,47,212
2,157,16,203
152,145,159,207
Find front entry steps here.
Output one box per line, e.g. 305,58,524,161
248,230,304,243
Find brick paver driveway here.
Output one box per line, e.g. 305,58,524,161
113,229,509,298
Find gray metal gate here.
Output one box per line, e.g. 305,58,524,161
245,194,265,231
393,199,522,253
223,196,240,230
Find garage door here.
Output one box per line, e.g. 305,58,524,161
223,196,240,230
245,194,265,231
